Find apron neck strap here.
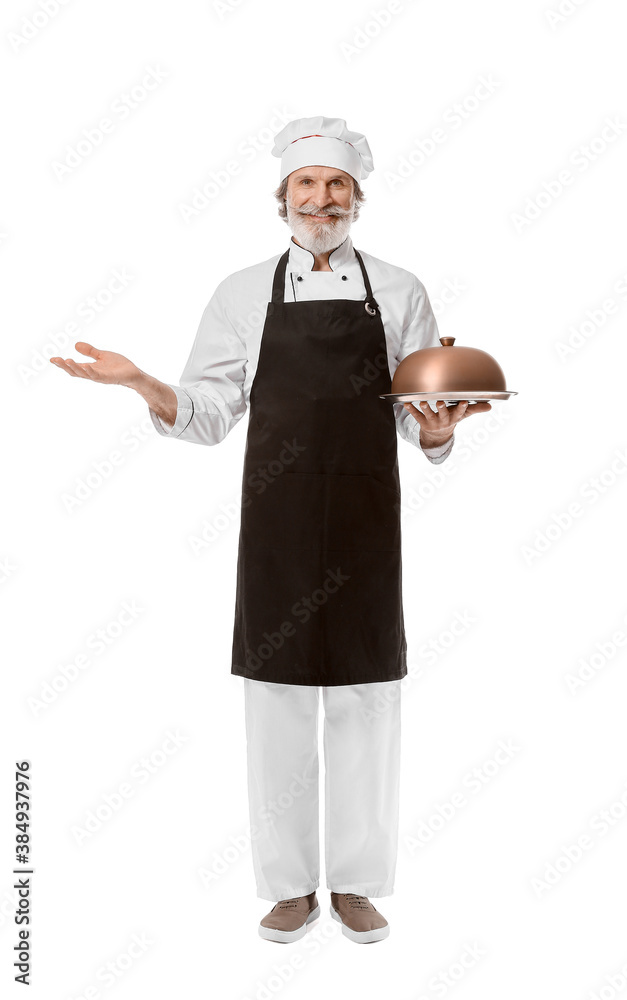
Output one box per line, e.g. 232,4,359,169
271,245,379,312
271,249,291,303
353,249,378,310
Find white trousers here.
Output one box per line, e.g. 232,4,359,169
243,678,401,902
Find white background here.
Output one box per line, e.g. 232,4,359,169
2,0,627,996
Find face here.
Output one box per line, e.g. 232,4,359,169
285,165,356,255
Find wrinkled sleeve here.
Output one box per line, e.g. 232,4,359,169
393,276,455,465
148,277,248,446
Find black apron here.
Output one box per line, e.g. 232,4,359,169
230,245,407,686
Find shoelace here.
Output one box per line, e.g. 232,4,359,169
275,897,302,910
342,893,371,910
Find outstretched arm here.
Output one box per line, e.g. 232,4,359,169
50,341,178,426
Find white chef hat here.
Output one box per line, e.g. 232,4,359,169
272,116,374,183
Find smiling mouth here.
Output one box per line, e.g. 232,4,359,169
306,213,334,221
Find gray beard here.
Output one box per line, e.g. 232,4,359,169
286,202,354,256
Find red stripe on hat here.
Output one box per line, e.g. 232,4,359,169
290,134,355,148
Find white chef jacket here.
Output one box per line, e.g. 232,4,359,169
148,235,455,464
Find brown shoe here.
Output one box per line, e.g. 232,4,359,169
330,892,390,943
259,892,320,943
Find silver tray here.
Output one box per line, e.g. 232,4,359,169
380,390,518,403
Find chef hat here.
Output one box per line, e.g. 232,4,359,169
272,116,374,183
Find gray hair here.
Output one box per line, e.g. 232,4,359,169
273,174,367,223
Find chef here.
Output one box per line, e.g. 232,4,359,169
50,116,491,945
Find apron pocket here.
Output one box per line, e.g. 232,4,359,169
240,471,325,551
323,473,402,553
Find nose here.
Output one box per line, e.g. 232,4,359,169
308,182,333,207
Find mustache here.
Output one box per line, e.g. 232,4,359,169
292,203,352,218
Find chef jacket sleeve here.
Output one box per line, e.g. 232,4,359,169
393,276,455,465
148,277,248,446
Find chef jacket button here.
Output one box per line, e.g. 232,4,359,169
297,275,303,281
341,274,348,280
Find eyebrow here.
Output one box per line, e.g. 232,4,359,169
294,173,348,181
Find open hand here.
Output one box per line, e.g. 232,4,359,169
403,399,492,448
50,342,142,388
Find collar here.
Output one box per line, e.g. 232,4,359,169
288,233,355,272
